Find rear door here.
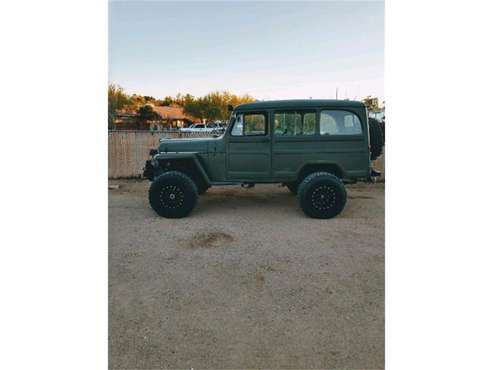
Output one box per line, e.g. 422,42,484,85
272,109,317,179
226,111,271,180
271,107,369,179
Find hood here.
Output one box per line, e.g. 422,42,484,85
157,137,215,153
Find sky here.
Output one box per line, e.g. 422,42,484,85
109,1,384,101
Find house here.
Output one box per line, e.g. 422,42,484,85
112,109,139,130
113,104,200,131
151,105,200,129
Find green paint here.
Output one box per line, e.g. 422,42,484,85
147,100,372,184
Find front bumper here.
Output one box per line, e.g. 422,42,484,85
143,149,160,180
143,160,155,180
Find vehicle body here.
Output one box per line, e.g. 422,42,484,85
144,99,383,218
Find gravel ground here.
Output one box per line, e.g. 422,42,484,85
109,180,384,369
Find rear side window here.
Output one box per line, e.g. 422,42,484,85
320,110,362,135
274,111,316,136
231,113,267,136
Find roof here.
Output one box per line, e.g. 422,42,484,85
148,105,201,121
117,105,201,122
235,99,365,110
152,106,188,120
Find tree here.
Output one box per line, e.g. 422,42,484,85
362,96,380,112
200,96,222,121
205,91,256,121
136,105,160,126
174,93,195,107
183,91,256,121
183,99,205,122
158,96,174,106
108,84,130,128
128,94,146,110
183,97,221,122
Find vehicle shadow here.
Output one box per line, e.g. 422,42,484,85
192,187,302,217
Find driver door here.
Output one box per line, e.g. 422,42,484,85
226,111,271,180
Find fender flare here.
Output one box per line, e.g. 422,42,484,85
295,162,345,181
153,152,211,186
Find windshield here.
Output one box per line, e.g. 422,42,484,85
226,112,237,131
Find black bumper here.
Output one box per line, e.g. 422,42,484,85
143,160,155,180
370,168,381,177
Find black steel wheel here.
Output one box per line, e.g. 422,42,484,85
149,171,198,218
298,172,347,219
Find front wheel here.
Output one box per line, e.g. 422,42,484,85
297,172,347,219
149,171,198,218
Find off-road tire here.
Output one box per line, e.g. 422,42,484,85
286,182,299,195
149,171,198,218
297,172,347,219
369,118,384,160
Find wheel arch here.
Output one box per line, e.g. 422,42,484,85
154,153,211,188
296,162,345,182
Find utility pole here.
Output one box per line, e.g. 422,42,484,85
336,88,338,100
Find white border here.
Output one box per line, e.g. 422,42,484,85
1,0,493,369
387,0,493,369
0,0,108,369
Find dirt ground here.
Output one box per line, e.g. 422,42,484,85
109,180,384,369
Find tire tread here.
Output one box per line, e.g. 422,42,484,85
149,171,198,218
297,171,347,219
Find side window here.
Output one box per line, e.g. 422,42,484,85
231,113,267,136
303,112,316,135
274,111,316,136
320,110,362,135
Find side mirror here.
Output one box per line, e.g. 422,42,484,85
227,104,234,112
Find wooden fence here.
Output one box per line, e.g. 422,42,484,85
108,130,213,178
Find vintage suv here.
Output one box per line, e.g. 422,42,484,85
143,100,383,219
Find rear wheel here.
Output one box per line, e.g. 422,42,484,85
149,171,198,218
297,172,347,219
